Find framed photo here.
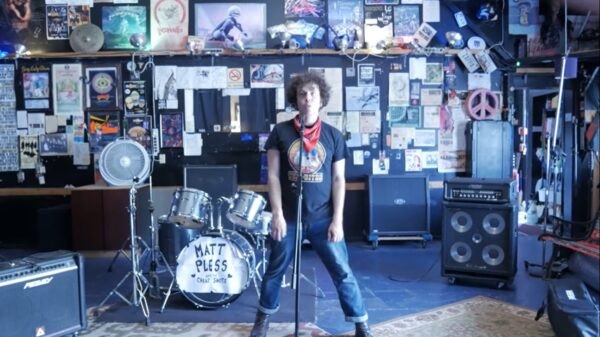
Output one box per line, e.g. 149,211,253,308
84,64,121,111
22,64,51,110
365,0,399,5
52,63,83,116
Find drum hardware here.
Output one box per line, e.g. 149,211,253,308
98,182,151,323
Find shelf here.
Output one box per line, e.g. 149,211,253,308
7,47,464,60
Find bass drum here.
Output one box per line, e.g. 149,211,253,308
175,229,256,309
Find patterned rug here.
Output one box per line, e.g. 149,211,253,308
80,296,554,337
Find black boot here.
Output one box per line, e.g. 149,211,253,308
249,311,270,337
355,321,373,337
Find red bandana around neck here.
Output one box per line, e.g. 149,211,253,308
293,115,321,153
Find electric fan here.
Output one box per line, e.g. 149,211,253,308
99,139,150,186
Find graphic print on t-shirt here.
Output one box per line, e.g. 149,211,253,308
287,139,326,183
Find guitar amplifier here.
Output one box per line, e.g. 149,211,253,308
0,251,87,337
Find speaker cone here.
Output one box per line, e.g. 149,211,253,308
482,244,505,266
450,242,472,263
482,213,505,235
450,211,473,233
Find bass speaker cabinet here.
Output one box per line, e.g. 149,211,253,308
367,175,431,248
0,251,87,337
466,120,514,179
184,165,238,229
442,201,518,285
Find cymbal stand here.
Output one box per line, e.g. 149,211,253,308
146,177,174,299
99,183,150,324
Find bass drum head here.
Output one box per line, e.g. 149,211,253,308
176,229,256,309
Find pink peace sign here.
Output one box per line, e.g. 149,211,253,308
466,88,499,120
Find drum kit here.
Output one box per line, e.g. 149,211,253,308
158,187,273,310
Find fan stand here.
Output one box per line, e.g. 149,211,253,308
98,180,151,324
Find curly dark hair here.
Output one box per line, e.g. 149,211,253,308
286,71,331,110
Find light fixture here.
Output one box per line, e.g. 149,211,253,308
129,33,147,50
445,31,464,49
231,38,245,51
372,40,389,53
14,43,28,57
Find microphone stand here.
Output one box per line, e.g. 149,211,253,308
292,115,305,337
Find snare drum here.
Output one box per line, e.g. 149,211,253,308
226,190,266,229
168,187,211,227
176,229,255,308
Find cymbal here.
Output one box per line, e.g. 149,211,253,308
69,23,104,53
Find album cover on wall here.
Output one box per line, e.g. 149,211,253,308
327,0,364,49
123,81,147,115
124,114,152,152
85,64,121,111
102,6,147,49
364,5,394,49
160,113,183,148
22,65,50,110
87,111,120,153
68,5,91,34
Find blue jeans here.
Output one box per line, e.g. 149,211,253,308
258,218,368,322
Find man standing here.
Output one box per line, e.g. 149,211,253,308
250,72,373,337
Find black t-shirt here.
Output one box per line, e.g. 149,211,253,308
264,119,347,224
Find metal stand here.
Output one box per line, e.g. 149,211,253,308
292,116,306,337
98,184,151,324
526,54,569,279
146,177,175,299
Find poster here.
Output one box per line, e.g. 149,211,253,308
52,63,83,116
85,65,121,111
285,0,325,17
19,135,39,169
160,113,183,148
87,111,120,153
123,81,147,114
124,114,152,152
151,0,188,51
22,64,50,110
327,0,364,49
195,3,266,50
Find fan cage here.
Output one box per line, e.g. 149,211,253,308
99,139,150,186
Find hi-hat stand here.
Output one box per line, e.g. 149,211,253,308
98,181,151,324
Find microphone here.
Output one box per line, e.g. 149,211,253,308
300,114,305,133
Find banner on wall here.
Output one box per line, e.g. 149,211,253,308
151,0,189,51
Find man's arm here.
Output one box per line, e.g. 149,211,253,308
267,148,286,241
329,158,345,242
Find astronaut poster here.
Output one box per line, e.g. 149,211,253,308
195,3,266,50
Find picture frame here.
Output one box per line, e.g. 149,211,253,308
195,3,267,49
22,64,51,110
160,113,183,148
87,111,120,153
84,64,122,111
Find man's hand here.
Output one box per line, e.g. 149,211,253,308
270,213,287,241
328,221,344,242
